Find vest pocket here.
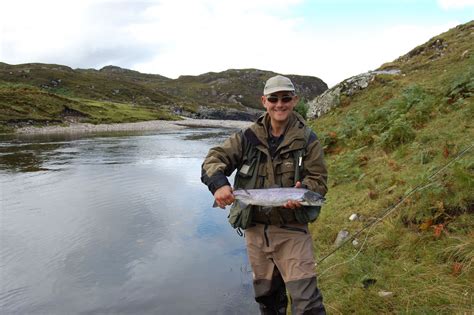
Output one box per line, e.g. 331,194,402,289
238,160,255,178
228,203,253,229
276,159,295,187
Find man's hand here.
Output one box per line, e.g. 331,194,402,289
214,185,235,209
283,181,303,209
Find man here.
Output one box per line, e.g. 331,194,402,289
201,75,328,314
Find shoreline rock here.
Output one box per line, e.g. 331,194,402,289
15,117,253,135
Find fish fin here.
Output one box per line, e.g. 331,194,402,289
214,199,250,209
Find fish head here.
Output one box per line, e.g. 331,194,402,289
303,190,325,205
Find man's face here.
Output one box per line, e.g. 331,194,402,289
261,91,298,124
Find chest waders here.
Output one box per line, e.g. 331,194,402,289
228,127,321,230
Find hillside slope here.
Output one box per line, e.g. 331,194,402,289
308,21,473,313
0,63,326,130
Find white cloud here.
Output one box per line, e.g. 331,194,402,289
129,0,305,78
0,0,468,88
438,0,474,9
244,21,459,87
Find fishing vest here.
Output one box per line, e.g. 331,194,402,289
228,125,322,229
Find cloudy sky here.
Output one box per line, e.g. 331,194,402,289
0,0,472,87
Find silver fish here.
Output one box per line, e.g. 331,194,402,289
214,187,325,208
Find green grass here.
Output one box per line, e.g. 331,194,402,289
77,99,179,124
0,84,180,126
307,21,474,314
0,64,326,123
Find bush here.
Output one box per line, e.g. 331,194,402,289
399,85,426,112
355,125,377,146
340,113,363,139
295,99,309,119
320,130,339,150
379,117,416,150
366,106,393,133
401,85,437,126
446,66,474,100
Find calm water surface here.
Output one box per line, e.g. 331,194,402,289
0,128,258,314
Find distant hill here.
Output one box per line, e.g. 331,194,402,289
307,20,473,313
166,69,327,110
0,63,327,128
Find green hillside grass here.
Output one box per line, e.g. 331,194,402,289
307,21,473,313
159,69,327,110
0,83,179,130
0,64,326,130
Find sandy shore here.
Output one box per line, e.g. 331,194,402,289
15,117,253,135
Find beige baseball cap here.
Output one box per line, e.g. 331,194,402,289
263,75,295,95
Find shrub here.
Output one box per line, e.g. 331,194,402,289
401,85,437,126
446,66,474,101
320,130,339,150
365,106,393,133
399,84,426,112
295,99,309,119
355,125,377,146
340,113,363,139
379,117,416,150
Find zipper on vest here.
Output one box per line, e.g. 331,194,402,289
264,224,270,247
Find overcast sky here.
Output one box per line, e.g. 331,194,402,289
0,0,472,87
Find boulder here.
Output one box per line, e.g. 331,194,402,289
307,70,401,119
334,229,350,247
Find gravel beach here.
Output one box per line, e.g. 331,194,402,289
15,117,253,135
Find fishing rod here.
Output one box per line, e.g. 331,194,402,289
316,142,473,267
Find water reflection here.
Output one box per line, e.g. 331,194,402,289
0,142,63,172
0,128,258,314
182,131,232,141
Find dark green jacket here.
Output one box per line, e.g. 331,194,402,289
201,112,328,227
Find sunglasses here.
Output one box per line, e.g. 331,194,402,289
266,95,294,103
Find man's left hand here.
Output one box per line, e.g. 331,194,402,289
283,181,303,209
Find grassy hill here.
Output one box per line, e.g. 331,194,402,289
0,63,327,131
308,21,473,313
159,68,327,110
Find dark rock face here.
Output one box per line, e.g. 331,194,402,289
406,38,448,60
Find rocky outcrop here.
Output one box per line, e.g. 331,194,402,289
307,70,401,119
191,107,262,121
172,69,328,110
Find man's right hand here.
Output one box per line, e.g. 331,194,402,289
214,185,235,209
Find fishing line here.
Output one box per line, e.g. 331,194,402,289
315,142,473,271
318,219,375,277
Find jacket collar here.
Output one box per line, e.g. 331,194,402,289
251,112,307,151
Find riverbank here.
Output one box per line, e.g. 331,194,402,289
15,117,253,135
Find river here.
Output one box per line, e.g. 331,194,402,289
0,128,258,314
